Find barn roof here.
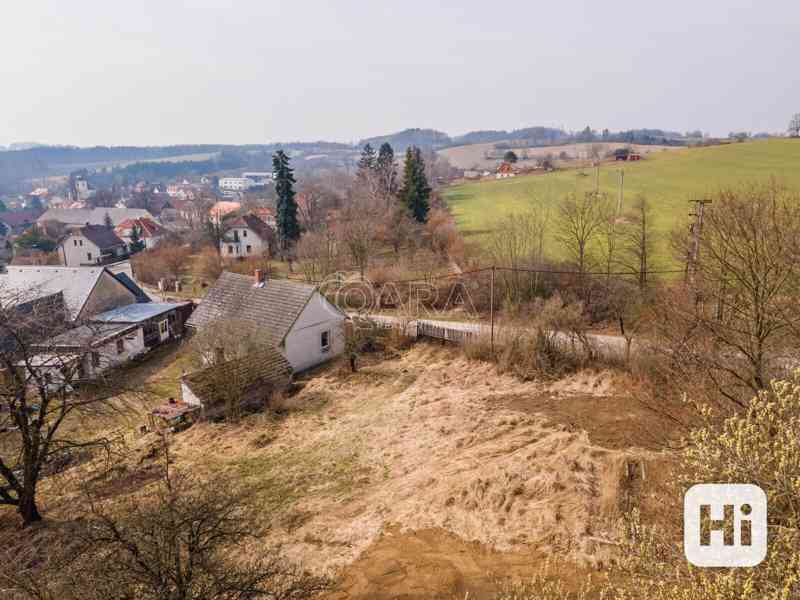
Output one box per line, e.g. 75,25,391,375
182,349,292,407
186,272,319,346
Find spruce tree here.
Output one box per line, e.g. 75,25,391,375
273,149,300,249
400,146,431,223
104,211,113,228
376,142,397,200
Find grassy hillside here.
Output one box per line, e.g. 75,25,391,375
442,139,800,266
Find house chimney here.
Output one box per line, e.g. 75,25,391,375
254,269,262,285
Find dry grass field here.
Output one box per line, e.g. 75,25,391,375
13,341,680,599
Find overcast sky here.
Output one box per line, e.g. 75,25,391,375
2,1,798,147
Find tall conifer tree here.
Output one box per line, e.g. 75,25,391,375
400,146,431,223
273,149,300,249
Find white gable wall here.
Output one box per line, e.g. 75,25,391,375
282,291,345,372
61,234,101,267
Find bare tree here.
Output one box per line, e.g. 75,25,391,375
661,181,800,406
619,195,656,289
1,449,326,600
555,191,610,277
338,197,380,280
0,290,127,526
488,207,550,303
295,227,340,283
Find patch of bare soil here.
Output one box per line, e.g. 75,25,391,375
324,527,590,600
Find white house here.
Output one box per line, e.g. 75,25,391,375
59,225,128,267
186,271,346,372
219,177,255,192
220,214,274,257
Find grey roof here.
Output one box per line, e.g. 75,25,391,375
186,272,317,345
93,302,190,324
38,207,155,227
73,224,125,249
42,322,137,349
0,266,112,320
182,349,292,406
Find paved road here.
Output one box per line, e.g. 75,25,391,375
353,313,633,360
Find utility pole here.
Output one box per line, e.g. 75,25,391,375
686,198,712,285
617,169,624,215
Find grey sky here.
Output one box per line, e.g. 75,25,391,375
2,1,798,146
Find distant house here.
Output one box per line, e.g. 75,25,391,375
37,207,155,229
115,217,168,250
219,178,255,192
187,271,346,372
208,201,241,223
220,214,274,257
496,162,516,179
180,348,292,419
1,265,143,322
59,225,128,267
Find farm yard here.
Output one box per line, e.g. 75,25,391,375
442,139,800,265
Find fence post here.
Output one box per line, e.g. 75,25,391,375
490,265,495,356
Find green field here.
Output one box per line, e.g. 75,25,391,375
442,139,800,266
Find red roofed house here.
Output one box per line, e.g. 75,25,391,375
115,217,168,250
496,162,516,179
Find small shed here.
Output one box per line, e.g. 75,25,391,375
181,347,292,420
92,301,194,349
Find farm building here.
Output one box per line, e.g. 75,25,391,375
180,348,292,419
30,301,193,383
496,162,516,179
186,271,346,372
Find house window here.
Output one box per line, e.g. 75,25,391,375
246,245,252,254
159,320,168,336
73,239,77,247
87,252,92,261
320,330,331,352
91,352,100,368
243,230,247,237
116,339,124,354
227,245,233,254
79,239,83,246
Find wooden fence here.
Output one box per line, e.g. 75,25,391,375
416,321,476,345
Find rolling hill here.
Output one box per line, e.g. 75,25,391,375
441,139,800,266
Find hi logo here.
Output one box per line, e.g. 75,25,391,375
684,484,767,567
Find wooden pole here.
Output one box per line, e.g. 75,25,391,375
490,265,495,356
